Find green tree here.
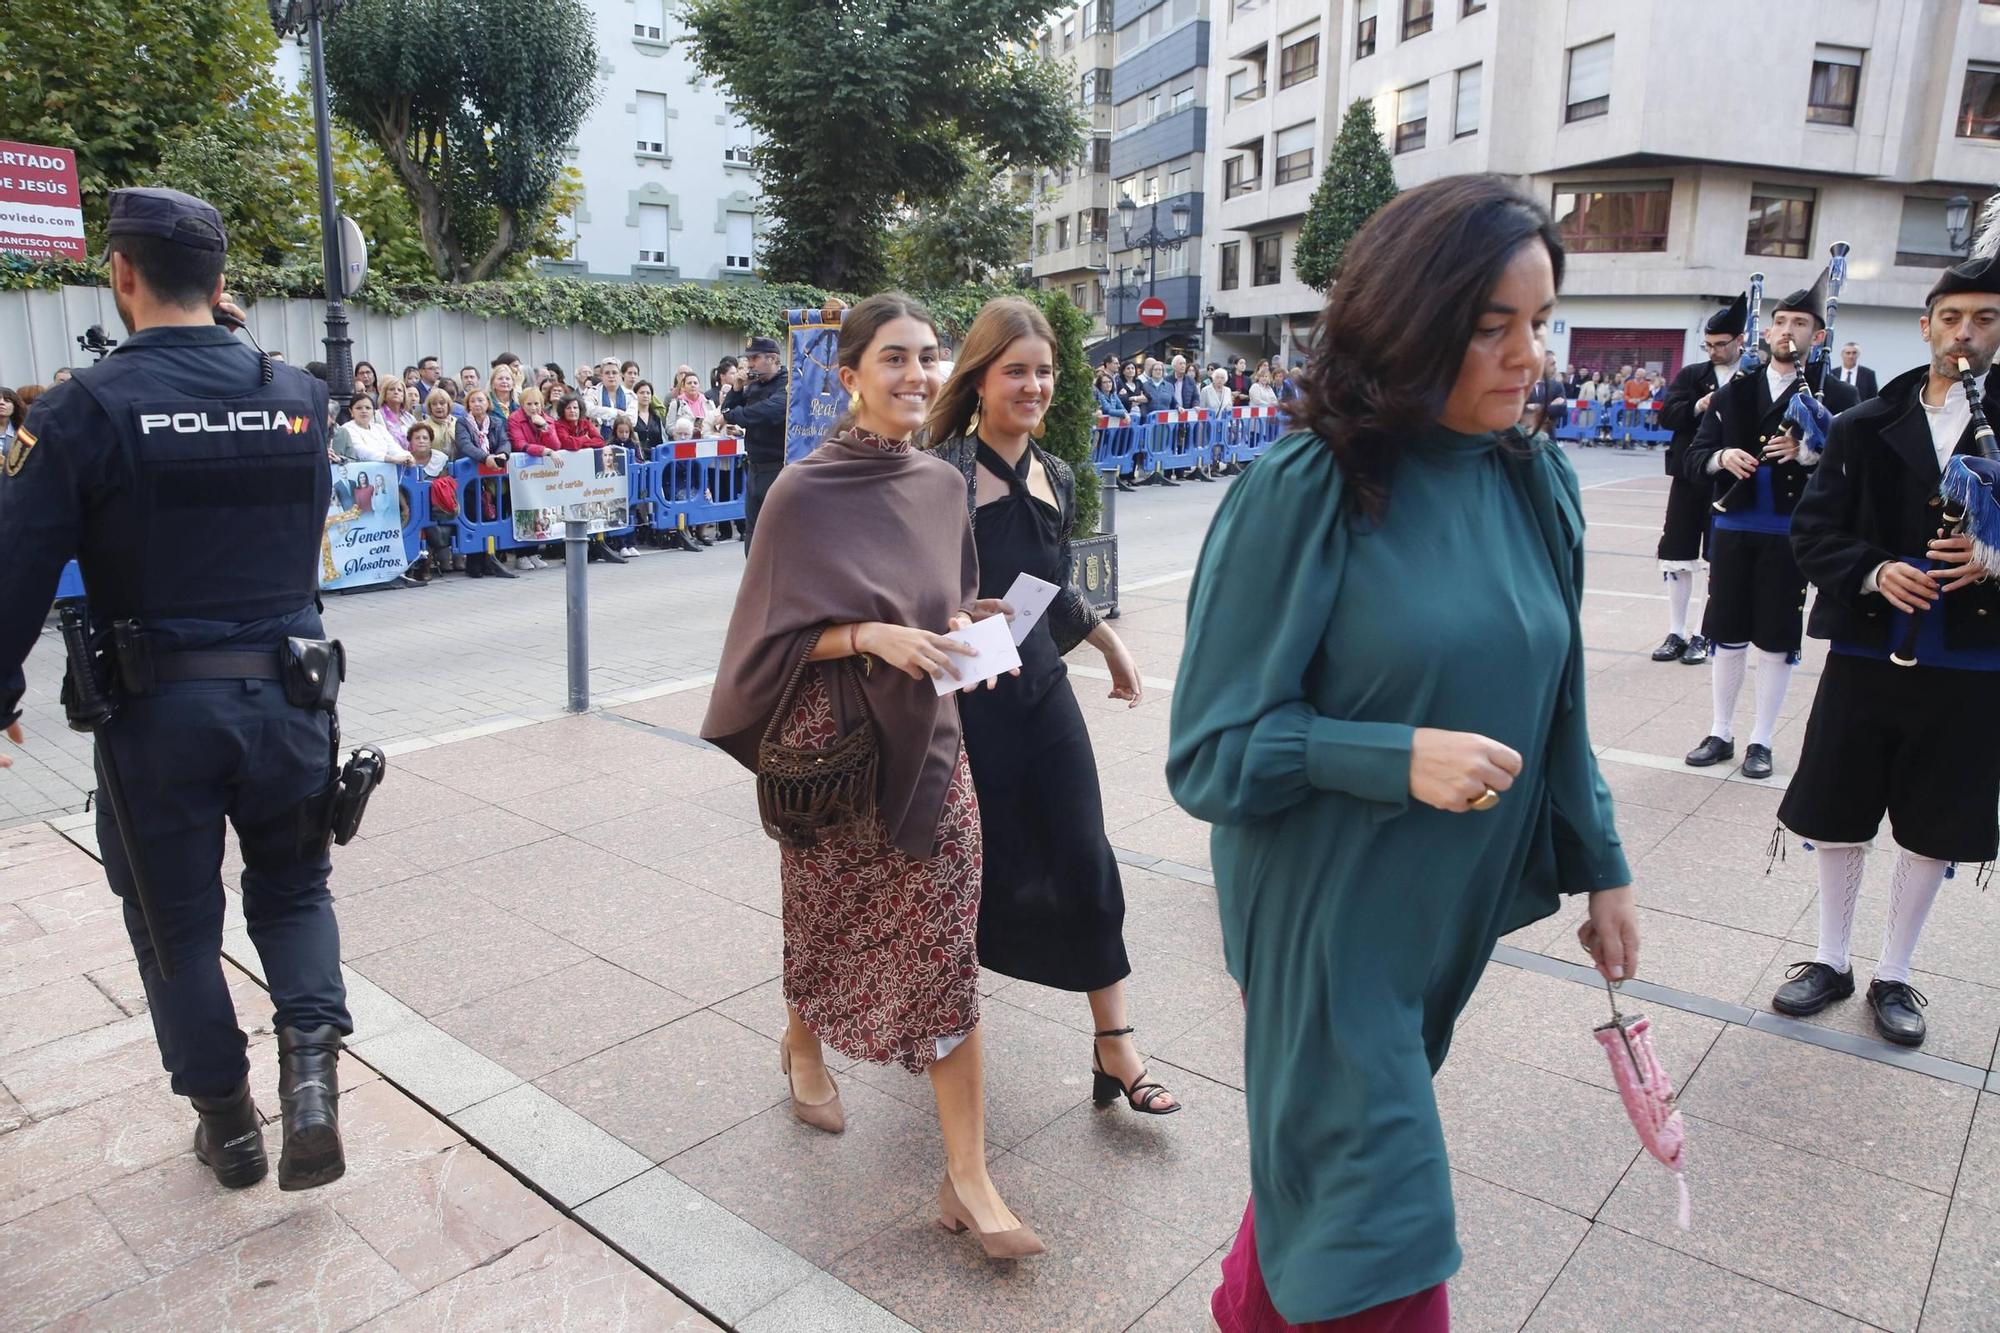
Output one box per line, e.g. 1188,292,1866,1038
1294,98,1399,293
323,0,599,282
886,152,1031,289
682,0,1081,291
0,0,289,232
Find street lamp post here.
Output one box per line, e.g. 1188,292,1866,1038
268,0,352,410
1946,193,1973,255
1115,193,1191,352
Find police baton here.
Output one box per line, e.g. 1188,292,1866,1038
56,604,174,979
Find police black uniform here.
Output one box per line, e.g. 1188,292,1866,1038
1680,275,1858,778
1650,293,1746,665
0,189,351,1191
720,334,789,554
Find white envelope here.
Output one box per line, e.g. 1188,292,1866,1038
932,613,1023,696
1000,573,1061,645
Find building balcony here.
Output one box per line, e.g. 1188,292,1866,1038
1105,273,1203,331
1111,21,1209,104
1111,106,1207,178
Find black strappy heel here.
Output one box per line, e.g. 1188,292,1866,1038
1091,1027,1181,1115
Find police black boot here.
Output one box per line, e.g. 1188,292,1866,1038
276,1025,345,1191
191,1081,268,1189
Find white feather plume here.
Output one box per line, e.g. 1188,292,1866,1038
1972,189,2000,264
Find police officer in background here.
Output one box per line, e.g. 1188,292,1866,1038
720,333,789,554
0,188,351,1192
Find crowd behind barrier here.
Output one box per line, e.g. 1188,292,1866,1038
1550,401,1671,448
1090,406,1289,482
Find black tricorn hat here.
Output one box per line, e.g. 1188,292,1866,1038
1773,267,1829,326
1925,255,2000,309
1705,292,1748,336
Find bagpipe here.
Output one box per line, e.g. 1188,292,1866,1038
1713,244,1848,514
1890,356,2000,667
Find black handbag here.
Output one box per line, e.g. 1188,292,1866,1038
756,631,880,847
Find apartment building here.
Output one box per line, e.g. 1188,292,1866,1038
1200,0,2000,378
1028,4,1118,341
276,3,762,284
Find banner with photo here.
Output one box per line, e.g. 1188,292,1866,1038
321,460,408,590
507,447,631,543
785,307,847,465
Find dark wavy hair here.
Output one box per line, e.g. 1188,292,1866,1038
1294,174,1565,522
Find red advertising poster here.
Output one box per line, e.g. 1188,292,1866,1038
0,141,86,261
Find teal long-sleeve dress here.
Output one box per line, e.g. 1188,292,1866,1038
1167,427,1629,1323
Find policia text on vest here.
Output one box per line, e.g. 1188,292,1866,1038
0,187,381,1193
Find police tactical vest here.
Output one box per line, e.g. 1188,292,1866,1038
69,351,329,621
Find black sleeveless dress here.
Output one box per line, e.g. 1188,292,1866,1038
957,441,1130,992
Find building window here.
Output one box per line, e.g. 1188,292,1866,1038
1808,45,1862,126
1279,31,1319,89
1746,183,1816,259
1274,123,1314,185
1228,52,1267,106
1402,0,1434,40
724,212,753,273
1897,195,1985,268
1062,18,1075,50
637,204,670,266
633,0,664,40
1056,217,1071,251
1084,207,1108,243
723,110,755,166
1565,38,1613,123
1225,147,1262,197
1072,282,1087,309
1089,137,1111,174
1082,70,1112,104
1454,64,1482,138
1253,233,1282,286
1167,165,1192,195
1552,181,1670,253
1170,83,1196,114
1960,62,2000,140
1220,241,1241,291
635,93,667,156
1035,223,1049,256
1395,82,1429,154
1356,0,1378,59
1462,0,1486,11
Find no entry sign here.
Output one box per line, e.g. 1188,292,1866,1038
1137,296,1168,327
0,141,85,261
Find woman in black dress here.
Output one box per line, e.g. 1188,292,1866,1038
926,298,1179,1115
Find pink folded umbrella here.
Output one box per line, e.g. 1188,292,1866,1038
1593,978,1691,1229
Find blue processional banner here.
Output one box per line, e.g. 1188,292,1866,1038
785,307,847,464
321,460,408,590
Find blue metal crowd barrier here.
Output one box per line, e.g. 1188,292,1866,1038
1144,409,1208,477
1091,416,1139,478
1552,403,1667,446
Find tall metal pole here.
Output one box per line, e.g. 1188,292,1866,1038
305,8,352,411
564,519,590,712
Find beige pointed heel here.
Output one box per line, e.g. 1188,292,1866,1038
779,1036,845,1134
937,1174,1046,1259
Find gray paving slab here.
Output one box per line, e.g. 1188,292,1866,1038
346,1019,521,1116
453,1082,652,1208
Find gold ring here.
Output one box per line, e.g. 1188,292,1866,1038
1470,788,1501,812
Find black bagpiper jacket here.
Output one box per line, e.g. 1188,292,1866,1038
1681,359,1859,517
1792,362,2000,650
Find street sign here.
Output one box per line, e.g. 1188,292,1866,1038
1137,297,1167,327
338,214,368,293
0,141,85,261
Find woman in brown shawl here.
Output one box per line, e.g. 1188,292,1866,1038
703,293,1044,1260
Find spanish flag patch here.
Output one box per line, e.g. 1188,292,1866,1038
2,427,33,478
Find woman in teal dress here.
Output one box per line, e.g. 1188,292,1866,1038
1167,175,1642,1331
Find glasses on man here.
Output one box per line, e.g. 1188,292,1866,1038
1702,339,1736,353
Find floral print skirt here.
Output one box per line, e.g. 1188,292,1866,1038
779,674,982,1074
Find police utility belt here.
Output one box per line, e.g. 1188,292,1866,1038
65,624,385,851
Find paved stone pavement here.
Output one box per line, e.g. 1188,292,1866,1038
5,445,1999,1331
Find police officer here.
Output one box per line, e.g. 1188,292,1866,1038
720,334,789,554
0,189,350,1192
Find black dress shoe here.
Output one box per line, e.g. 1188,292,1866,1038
1771,960,1856,1016
1684,735,1735,767
1867,980,1928,1046
1740,744,1773,779
1680,635,1710,666
1651,633,1689,662
277,1025,345,1191
191,1081,268,1189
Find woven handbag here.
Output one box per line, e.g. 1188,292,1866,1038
756,631,880,848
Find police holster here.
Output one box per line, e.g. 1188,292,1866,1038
280,640,387,857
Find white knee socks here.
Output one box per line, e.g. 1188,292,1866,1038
1814,844,1867,974
1664,570,1694,639
1878,851,1948,985
1709,644,1747,740
1812,845,1949,983
1749,649,1793,750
